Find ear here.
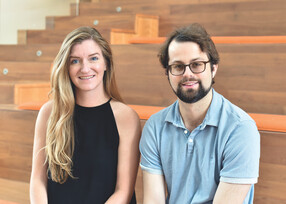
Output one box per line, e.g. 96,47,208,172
211,64,218,78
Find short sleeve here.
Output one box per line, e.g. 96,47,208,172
139,118,163,175
220,120,260,184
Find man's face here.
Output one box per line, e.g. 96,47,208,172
167,40,218,103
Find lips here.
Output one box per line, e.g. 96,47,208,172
79,75,95,80
182,81,198,86
181,80,199,88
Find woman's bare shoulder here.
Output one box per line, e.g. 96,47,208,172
110,100,139,119
110,100,140,135
37,101,53,123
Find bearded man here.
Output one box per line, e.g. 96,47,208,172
139,23,260,204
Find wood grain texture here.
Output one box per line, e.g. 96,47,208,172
1,42,286,114
29,14,159,44
0,0,285,203
0,107,285,203
0,107,37,182
77,0,286,36
113,44,176,106
0,44,60,62
50,15,135,31
0,178,29,204
112,43,286,114
100,0,270,4
160,2,286,36
77,1,169,16
9,43,285,114
24,29,75,45
0,84,14,104
0,61,51,82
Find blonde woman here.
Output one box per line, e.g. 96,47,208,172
30,27,141,204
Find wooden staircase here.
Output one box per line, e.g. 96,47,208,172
1,0,286,203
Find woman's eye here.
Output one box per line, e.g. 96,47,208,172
71,59,79,64
91,56,98,61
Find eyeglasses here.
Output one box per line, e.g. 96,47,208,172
167,61,210,76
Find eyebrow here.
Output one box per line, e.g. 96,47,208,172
171,57,207,64
190,57,202,61
69,52,100,58
88,52,100,57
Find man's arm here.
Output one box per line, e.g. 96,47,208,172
215,119,260,203
213,182,251,204
142,171,166,204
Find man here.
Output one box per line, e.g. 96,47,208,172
139,23,260,204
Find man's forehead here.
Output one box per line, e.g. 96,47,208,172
168,40,208,61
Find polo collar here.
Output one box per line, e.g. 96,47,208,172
201,89,222,128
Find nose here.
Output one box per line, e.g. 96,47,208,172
80,59,90,73
183,65,195,77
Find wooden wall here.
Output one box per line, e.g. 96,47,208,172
112,43,286,115
1,43,285,114
15,0,286,45
0,106,36,182
1,109,286,203
78,0,286,36
0,0,285,203
255,131,286,203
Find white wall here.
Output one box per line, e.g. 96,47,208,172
0,0,76,44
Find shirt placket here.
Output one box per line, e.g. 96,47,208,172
184,129,198,154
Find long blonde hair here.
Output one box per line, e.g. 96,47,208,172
46,27,123,183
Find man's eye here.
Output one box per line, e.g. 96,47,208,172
192,62,203,67
173,64,184,69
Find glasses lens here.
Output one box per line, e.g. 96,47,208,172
191,62,205,73
171,64,185,75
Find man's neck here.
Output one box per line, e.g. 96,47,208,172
178,89,213,132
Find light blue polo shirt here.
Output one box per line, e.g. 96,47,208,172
140,89,260,204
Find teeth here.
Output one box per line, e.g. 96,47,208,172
184,81,197,85
79,75,94,79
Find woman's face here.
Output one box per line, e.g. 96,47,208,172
69,39,107,96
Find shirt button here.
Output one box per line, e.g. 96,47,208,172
184,130,188,134
189,138,193,143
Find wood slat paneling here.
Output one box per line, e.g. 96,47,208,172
0,61,51,82
0,108,37,145
77,1,169,16
1,43,285,114
111,43,286,114
0,44,60,62
0,178,29,204
159,9,286,36
77,0,286,36
0,84,14,104
50,15,135,31
112,44,176,106
0,107,286,203
0,107,37,182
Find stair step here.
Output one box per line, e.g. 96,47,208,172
111,14,159,44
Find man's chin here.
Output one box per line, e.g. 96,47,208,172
176,86,212,103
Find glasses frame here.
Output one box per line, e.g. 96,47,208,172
167,60,210,76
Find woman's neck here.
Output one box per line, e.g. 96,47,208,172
75,89,109,107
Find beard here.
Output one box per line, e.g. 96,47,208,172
171,78,213,104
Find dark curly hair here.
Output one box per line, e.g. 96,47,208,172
158,23,220,75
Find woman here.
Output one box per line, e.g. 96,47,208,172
30,27,141,203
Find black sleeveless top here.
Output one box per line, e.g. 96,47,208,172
47,100,136,203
